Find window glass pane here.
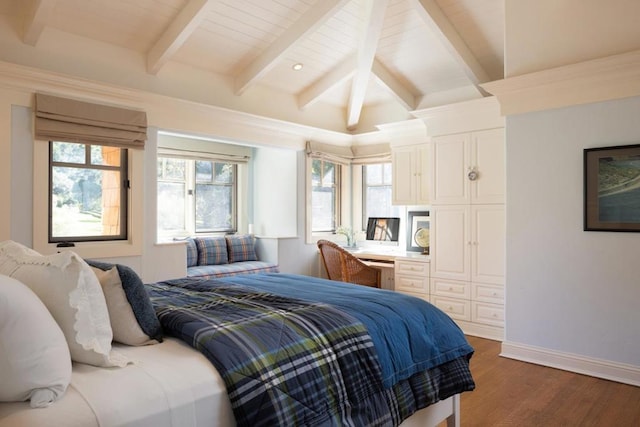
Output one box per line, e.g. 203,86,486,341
159,158,186,180
157,182,185,231
366,164,383,185
90,145,121,167
195,184,232,231
382,163,392,184
52,141,85,164
214,163,233,183
51,166,121,238
312,159,338,233
312,186,336,232
311,159,321,185
322,162,335,186
363,163,400,224
195,160,213,182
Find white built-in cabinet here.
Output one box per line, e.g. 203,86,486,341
391,144,430,205
429,127,505,341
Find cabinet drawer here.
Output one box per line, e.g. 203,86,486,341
431,296,471,321
395,260,429,277
472,283,504,303
430,278,470,299
395,275,429,294
472,301,504,327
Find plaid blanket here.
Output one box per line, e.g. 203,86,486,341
147,278,475,426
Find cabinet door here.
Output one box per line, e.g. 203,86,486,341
415,145,430,205
471,205,505,285
392,146,415,205
431,205,470,281
471,128,505,204
431,133,470,205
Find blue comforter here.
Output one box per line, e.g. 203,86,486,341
215,273,473,388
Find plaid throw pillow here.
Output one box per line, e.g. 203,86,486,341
225,234,257,263
185,238,198,267
195,237,229,266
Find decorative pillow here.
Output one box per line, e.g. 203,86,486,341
225,234,258,263
0,274,72,408
0,240,128,368
195,237,229,265
91,266,157,346
185,237,198,267
86,260,163,343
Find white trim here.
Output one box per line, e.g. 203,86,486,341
501,341,640,387
412,96,504,137
481,49,640,116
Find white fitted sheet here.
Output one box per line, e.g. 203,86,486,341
0,338,234,427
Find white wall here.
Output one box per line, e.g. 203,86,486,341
506,95,640,367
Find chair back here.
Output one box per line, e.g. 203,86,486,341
317,240,381,288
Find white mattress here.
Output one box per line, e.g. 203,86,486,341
0,338,235,427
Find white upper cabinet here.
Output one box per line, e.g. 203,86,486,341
392,144,430,205
431,128,505,205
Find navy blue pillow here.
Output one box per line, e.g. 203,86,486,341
85,260,163,342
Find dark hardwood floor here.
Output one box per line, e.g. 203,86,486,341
446,336,640,426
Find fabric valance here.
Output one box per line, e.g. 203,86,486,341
305,141,390,165
35,93,147,149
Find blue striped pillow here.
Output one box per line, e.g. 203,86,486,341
195,237,229,266
225,234,257,263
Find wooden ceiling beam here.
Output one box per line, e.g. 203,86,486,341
23,0,56,46
371,59,416,111
147,0,213,75
234,0,349,96
297,57,356,109
410,0,490,89
346,0,389,131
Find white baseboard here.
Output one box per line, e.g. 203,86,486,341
501,341,640,387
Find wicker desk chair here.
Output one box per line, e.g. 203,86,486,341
317,239,381,288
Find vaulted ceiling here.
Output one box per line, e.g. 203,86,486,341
0,0,504,133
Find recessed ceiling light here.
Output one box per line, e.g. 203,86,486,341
292,63,303,71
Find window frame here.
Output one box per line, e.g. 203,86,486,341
33,137,143,259
48,141,129,243
156,153,240,240
361,162,394,226
306,156,350,243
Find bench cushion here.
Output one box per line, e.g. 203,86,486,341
187,261,279,279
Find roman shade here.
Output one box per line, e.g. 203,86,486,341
35,93,147,149
305,141,390,165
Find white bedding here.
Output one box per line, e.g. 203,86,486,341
0,338,234,427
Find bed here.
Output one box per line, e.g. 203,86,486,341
0,252,474,427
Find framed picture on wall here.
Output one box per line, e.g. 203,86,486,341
406,211,430,253
584,144,640,232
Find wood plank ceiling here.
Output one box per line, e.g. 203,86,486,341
6,0,504,132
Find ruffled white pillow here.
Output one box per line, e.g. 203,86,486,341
0,240,128,367
0,274,71,407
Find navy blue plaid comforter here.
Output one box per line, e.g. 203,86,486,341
147,276,474,426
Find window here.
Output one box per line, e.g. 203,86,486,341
49,141,128,242
311,158,341,232
157,156,237,237
362,163,400,225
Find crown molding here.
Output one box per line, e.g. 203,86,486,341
412,96,503,136
0,60,359,150
481,49,640,116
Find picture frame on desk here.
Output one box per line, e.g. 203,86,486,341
407,211,429,253
584,144,640,232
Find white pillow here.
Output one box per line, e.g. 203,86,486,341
0,274,71,408
91,266,155,346
0,240,128,367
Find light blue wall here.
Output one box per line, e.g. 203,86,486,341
506,95,640,366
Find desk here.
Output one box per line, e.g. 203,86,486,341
350,249,429,292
